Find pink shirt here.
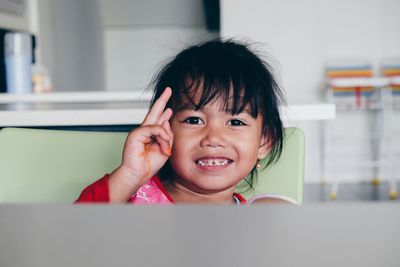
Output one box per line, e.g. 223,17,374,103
76,174,246,204
128,175,174,205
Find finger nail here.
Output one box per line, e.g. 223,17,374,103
164,147,172,156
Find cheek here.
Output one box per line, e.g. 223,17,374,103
235,135,262,157
238,143,259,159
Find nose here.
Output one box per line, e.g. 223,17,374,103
200,123,226,148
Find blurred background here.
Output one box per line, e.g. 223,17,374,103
0,0,399,202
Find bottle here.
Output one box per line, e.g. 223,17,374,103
32,64,52,93
4,32,33,94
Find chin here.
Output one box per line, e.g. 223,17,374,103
188,176,239,193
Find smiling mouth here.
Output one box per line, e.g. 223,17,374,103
195,159,233,167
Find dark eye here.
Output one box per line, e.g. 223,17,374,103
183,117,204,125
228,119,246,126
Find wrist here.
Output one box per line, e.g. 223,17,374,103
114,165,143,187
108,166,144,202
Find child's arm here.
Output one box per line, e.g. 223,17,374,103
76,88,174,203
107,87,174,202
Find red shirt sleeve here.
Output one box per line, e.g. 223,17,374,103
75,174,110,203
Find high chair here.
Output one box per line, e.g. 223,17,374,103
0,127,304,204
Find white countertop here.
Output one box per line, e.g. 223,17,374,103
0,92,336,127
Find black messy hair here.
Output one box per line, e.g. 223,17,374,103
149,38,286,189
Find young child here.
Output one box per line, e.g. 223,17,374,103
76,39,286,204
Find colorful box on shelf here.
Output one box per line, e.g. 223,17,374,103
381,63,400,77
326,63,375,102
326,65,373,79
329,86,374,97
381,60,400,95
389,76,400,96
327,77,388,109
328,77,388,92
325,61,387,109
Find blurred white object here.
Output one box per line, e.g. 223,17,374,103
32,65,52,93
4,32,32,94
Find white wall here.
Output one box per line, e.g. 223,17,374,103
33,0,54,76
33,0,215,92
104,28,216,92
221,0,400,183
221,0,400,102
100,0,205,27
99,0,217,92
50,0,104,91
0,1,30,31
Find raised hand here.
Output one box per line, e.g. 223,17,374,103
108,87,174,201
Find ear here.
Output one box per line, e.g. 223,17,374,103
257,134,270,160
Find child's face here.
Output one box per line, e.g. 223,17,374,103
168,93,269,194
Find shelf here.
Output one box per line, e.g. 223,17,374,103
0,92,336,127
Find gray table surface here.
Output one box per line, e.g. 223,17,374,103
0,204,399,267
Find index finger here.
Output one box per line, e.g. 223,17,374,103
142,87,172,125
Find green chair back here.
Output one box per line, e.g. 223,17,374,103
0,127,304,203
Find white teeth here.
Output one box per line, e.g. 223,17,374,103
197,159,230,166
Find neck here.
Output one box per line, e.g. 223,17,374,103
163,179,236,204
